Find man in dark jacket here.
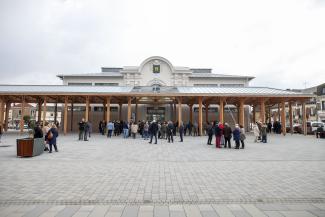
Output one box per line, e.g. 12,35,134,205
207,122,214,145
167,121,174,143
223,123,232,148
34,124,43,138
149,120,158,144
179,121,184,142
78,118,86,141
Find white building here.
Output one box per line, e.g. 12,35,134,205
58,56,253,88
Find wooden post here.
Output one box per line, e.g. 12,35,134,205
289,101,293,134
119,103,122,121
54,101,58,124
205,103,209,123
260,99,266,123
252,105,256,123
219,98,224,123
173,103,177,122
178,97,182,127
4,102,10,132
106,96,111,123
0,98,4,128
302,101,307,136
85,96,89,121
64,96,68,135
42,96,47,124
239,99,245,127
70,102,74,132
135,99,138,122
277,104,281,122
20,97,25,133
198,97,203,136
281,99,286,135
37,100,42,123
127,97,131,122
189,104,193,124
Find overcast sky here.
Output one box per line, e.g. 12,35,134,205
0,0,324,89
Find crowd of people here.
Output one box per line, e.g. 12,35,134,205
90,119,271,149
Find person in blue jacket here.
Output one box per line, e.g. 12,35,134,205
47,124,59,153
233,124,241,149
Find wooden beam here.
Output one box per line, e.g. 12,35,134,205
281,99,286,135
106,96,111,123
64,96,68,135
119,103,122,121
70,102,74,132
239,98,245,127
289,101,293,134
178,97,182,127
42,96,47,124
219,98,224,123
189,104,193,124
252,104,256,123
127,96,131,122
135,99,139,122
20,96,25,133
85,96,89,121
302,101,307,136
198,96,203,136
0,98,4,129
260,98,266,123
4,102,10,132
37,100,42,123
205,103,209,123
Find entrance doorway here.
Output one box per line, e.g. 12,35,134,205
147,107,165,121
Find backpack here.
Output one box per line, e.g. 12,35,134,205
47,130,53,140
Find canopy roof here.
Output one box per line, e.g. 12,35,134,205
0,85,313,105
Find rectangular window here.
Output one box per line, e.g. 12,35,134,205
322,87,325,94
68,83,92,86
220,84,244,87
322,101,325,111
153,65,160,73
193,84,219,87
94,83,119,86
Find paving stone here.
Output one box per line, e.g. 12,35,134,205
212,205,235,217
22,205,51,217
153,206,169,217
88,205,110,217
55,206,80,217
263,211,284,217
280,211,317,217
241,204,267,217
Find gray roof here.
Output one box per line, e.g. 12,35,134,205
177,87,304,96
0,85,313,97
0,85,132,94
189,73,254,79
57,72,123,79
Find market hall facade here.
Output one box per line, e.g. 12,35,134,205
0,56,313,135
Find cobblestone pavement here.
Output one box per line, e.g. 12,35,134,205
0,132,324,216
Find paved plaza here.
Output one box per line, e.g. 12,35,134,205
0,132,325,217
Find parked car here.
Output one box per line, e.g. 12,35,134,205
310,121,325,133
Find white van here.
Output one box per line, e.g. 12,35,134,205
311,121,325,132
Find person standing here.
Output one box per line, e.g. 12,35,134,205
239,125,246,149
223,123,232,148
215,122,222,148
87,121,92,138
149,120,158,144
187,121,193,136
161,122,167,139
47,124,59,153
193,122,198,136
207,122,214,145
253,123,260,142
33,123,43,138
107,121,114,138
179,121,184,142
78,118,86,141
261,123,267,143
143,122,149,140
84,121,89,141
233,124,241,149
167,121,174,143
122,121,129,138
131,122,138,139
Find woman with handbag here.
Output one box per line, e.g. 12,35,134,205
47,124,59,153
